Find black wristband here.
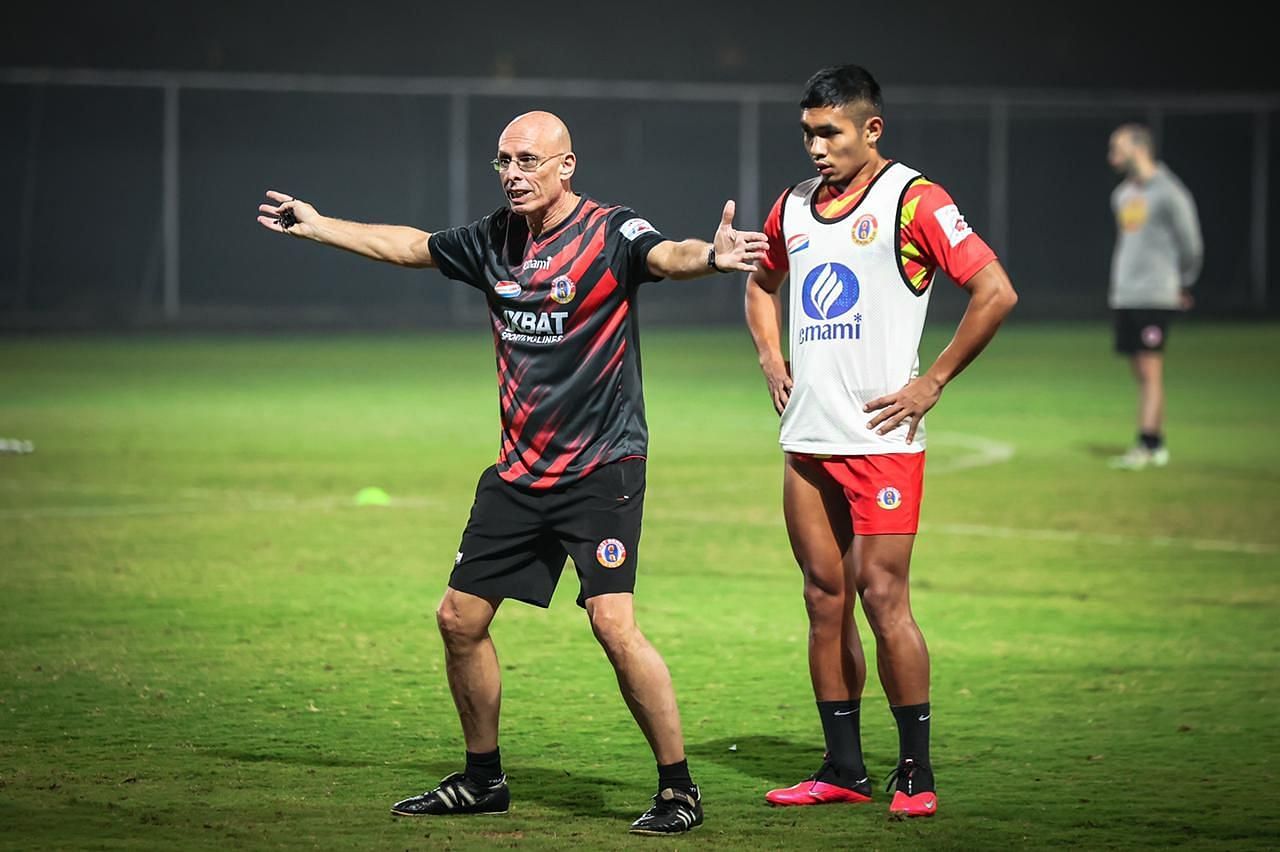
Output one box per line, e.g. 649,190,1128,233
708,246,721,273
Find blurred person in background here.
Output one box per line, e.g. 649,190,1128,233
1106,123,1203,470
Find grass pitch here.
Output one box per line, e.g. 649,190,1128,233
1,323,1277,850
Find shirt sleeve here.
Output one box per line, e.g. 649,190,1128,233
607,208,667,286
902,182,997,286
758,188,790,273
1167,180,1204,288
427,213,494,289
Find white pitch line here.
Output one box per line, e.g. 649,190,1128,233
6,497,1271,556
0,433,1016,525
925,522,1277,556
915,435,1275,553
0,496,443,520
924,432,1015,475
3,435,1273,556
0,479,287,501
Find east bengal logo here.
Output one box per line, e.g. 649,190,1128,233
851,213,878,246
550,275,577,304
876,486,903,511
596,538,627,568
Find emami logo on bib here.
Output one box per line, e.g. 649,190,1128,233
798,263,862,346
801,263,859,320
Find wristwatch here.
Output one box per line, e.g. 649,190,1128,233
707,246,722,273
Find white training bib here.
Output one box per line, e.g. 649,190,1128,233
779,162,931,455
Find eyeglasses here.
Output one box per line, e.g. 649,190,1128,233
491,152,569,173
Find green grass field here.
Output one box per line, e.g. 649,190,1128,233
2,324,1277,850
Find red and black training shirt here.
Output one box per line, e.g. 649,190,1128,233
428,195,666,490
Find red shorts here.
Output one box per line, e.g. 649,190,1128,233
792,451,925,535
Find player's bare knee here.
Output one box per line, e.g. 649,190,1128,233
802,578,846,627
434,603,463,642
858,578,911,633
587,605,637,652
436,599,482,646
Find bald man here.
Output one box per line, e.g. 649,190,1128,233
257,111,767,835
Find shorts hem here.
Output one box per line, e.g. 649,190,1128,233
447,580,552,609
783,446,927,457
851,526,920,536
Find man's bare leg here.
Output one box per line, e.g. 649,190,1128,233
1134,351,1165,438
389,587,507,817
585,592,686,766
854,533,935,810
437,587,504,752
763,455,870,800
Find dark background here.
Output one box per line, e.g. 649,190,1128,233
6,2,1275,91
2,1,1276,328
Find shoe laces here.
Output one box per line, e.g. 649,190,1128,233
809,755,835,782
811,749,858,783
811,754,867,789
884,759,917,794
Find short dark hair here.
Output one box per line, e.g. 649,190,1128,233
1116,122,1156,156
800,65,883,115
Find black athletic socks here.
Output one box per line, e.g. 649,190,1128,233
464,748,503,785
816,700,868,784
1139,431,1164,451
657,759,695,794
889,702,933,788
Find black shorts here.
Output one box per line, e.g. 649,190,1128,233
448,458,645,608
1114,309,1176,354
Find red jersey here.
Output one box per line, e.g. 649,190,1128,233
761,164,996,290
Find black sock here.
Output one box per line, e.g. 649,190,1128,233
890,703,934,793
816,700,868,784
890,702,932,767
657,759,694,793
1139,431,1163,451
464,748,503,785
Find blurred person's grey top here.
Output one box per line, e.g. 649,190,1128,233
1109,164,1203,309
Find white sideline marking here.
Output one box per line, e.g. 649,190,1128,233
924,432,1015,475
3,435,1274,555
0,496,442,520
0,479,285,500
4,496,1273,555
925,522,1277,556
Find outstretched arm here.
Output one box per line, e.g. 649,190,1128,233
256,190,437,268
865,260,1018,442
646,200,769,280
